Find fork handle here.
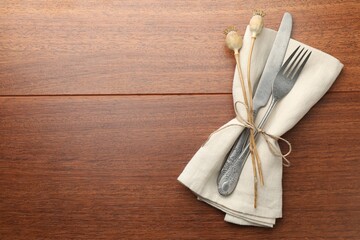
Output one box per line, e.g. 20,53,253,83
217,98,277,196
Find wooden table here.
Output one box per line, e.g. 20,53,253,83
1,1,359,239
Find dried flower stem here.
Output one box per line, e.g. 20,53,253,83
225,28,258,207
234,52,249,113
247,37,265,188
234,48,258,208
247,9,265,208
247,37,259,208
223,28,248,109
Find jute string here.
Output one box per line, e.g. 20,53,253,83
203,101,292,168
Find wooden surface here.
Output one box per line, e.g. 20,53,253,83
0,1,359,239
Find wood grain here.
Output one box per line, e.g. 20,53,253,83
0,94,359,239
0,0,359,95
1,0,359,239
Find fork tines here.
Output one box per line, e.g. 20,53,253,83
281,46,312,80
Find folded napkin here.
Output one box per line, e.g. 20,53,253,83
178,26,343,227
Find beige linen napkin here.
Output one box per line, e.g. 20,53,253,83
178,26,343,227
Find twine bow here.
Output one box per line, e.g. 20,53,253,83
203,101,292,168
233,101,292,168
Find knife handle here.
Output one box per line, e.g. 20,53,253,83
217,128,250,184
218,141,252,195
218,99,277,196
217,109,258,184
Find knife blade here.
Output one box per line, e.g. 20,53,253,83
217,12,293,195
252,12,292,114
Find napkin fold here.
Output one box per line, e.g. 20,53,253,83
178,26,343,227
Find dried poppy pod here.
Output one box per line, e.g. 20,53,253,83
249,10,265,38
224,26,243,53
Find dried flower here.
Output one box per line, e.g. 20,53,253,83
249,10,265,38
224,26,243,53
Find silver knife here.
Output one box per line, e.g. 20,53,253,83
217,12,293,194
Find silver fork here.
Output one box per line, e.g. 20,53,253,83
218,46,312,196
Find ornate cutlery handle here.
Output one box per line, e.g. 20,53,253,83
218,98,277,196
217,128,250,184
